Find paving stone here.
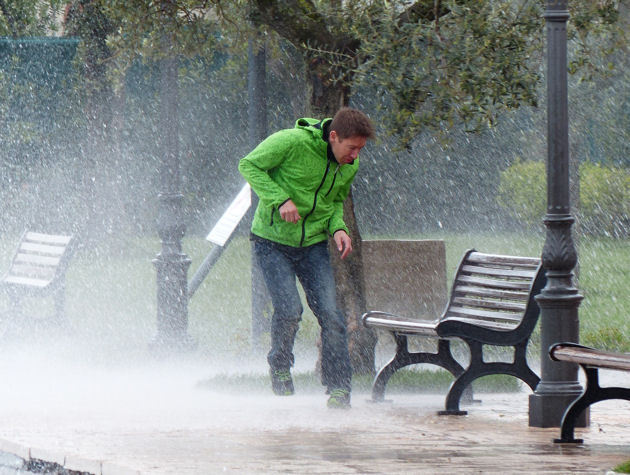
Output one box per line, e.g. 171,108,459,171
0,355,628,473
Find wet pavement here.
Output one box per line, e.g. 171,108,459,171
0,358,630,475
0,350,628,474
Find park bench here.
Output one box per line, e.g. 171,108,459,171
362,249,546,415
1,231,76,323
550,342,630,444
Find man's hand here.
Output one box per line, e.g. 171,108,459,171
333,230,352,259
279,200,301,223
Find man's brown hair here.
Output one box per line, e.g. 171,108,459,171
329,107,375,140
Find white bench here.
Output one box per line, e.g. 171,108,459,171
1,231,76,323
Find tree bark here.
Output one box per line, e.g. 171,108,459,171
307,59,376,375
329,191,376,375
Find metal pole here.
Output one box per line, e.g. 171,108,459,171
151,52,194,353
248,37,270,350
187,245,224,300
529,0,587,428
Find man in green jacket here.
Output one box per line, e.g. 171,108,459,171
238,107,374,408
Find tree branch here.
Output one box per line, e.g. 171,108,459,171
251,0,359,53
0,0,16,36
398,0,447,24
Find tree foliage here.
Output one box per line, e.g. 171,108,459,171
580,161,630,237
497,158,547,229
2,0,626,147
95,0,228,87
234,0,627,147
0,0,64,36
498,159,630,237
354,0,626,148
67,0,627,147
355,1,542,147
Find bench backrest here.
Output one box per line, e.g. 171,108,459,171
2,231,75,289
437,249,545,344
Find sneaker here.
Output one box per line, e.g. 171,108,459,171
270,369,294,396
327,388,351,409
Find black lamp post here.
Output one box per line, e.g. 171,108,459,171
151,52,194,352
528,0,587,428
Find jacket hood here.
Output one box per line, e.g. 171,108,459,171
294,117,332,140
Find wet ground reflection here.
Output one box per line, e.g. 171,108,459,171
0,351,627,474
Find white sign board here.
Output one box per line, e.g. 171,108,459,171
206,183,252,246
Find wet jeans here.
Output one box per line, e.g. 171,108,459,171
253,237,352,392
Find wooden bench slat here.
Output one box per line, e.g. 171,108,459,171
456,274,533,291
7,264,56,280
15,253,61,267
551,345,630,372
3,275,51,288
9,262,57,274
452,296,527,312
446,306,523,322
467,252,540,268
25,232,73,245
461,264,538,280
454,285,529,301
443,315,517,331
362,312,439,336
19,242,67,256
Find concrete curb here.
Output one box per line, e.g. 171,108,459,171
0,438,140,475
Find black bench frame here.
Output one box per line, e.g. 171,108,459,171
1,231,76,323
362,249,546,415
550,342,630,444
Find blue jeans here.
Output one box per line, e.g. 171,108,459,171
253,237,352,392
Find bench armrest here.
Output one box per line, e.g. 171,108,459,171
550,342,630,372
362,311,439,336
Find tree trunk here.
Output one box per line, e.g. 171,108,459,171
329,192,377,375
308,58,376,376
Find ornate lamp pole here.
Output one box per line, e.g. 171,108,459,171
151,50,194,352
529,0,587,428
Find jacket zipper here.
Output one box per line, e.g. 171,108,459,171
324,165,340,197
300,161,331,246
270,206,275,226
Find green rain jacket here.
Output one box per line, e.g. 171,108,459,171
238,117,359,248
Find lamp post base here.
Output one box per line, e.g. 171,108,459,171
152,247,193,357
529,390,588,428
148,332,198,357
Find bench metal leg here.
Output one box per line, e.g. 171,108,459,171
372,334,467,402
439,341,540,415
53,285,67,325
7,290,24,320
555,366,630,443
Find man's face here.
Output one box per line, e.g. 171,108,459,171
329,131,367,165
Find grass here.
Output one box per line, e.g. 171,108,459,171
0,230,627,378
614,461,630,474
198,368,521,394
